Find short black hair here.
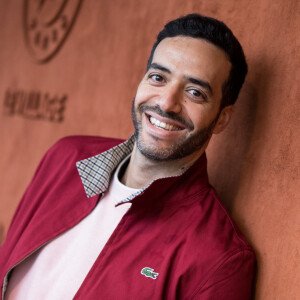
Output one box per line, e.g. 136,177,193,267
147,13,247,109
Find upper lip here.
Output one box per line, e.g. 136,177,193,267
145,112,186,129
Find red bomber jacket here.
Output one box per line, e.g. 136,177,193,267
0,136,256,299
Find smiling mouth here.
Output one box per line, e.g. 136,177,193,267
147,115,184,131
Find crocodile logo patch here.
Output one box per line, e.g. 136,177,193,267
141,267,159,280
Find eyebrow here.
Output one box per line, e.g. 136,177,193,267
149,63,213,96
149,63,171,74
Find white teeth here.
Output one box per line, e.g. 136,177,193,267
149,116,181,131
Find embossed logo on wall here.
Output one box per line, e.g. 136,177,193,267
4,89,67,122
23,0,83,63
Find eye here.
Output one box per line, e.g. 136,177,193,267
149,74,165,83
186,88,207,101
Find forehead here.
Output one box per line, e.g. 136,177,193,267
151,36,231,95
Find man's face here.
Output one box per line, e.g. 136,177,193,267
132,36,232,162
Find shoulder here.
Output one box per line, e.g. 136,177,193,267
179,188,256,298
28,135,126,180
182,185,255,271
205,187,252,249
46,135,125,162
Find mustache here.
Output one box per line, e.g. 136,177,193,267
138,104,194,130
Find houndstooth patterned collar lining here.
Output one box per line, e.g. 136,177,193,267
76,136,137,200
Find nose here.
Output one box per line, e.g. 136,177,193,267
157,84,182,114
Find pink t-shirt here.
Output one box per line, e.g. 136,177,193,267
6,156,138,300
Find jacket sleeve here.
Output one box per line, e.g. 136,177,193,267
191,249,256,300
1,149,50,241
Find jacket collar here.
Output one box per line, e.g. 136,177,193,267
76,135,210,206
76,135,135,198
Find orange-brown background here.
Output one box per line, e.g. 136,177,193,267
0,0,299,299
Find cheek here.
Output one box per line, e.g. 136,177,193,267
187,107,214,130
135,84,154,106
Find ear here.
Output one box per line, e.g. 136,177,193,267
212,105,234,134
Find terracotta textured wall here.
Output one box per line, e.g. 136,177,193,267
0,0,299,298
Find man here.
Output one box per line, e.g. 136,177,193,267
0,14,255,299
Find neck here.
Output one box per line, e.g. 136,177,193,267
121,143,205,189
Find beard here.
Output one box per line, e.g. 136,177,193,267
131,99,219,162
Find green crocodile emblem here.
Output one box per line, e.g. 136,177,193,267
141,267,159,280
